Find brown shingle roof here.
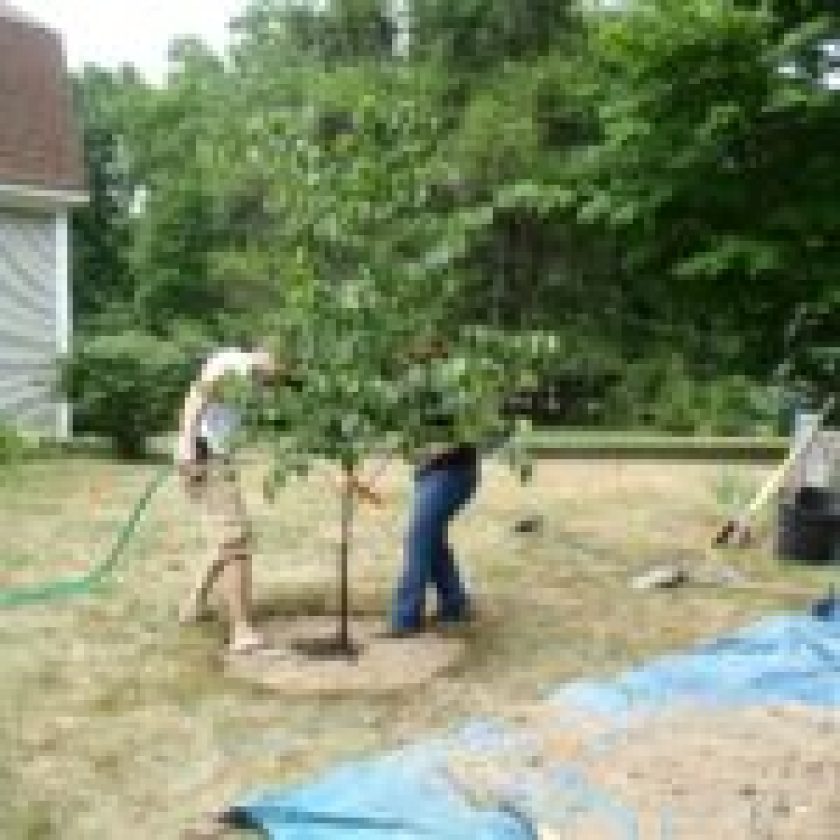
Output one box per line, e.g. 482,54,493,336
0,3,86,195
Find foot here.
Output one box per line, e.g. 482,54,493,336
379,624,424,640
228,627,269,655
435,602,476,628
178,594,213,625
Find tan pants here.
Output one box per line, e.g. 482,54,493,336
192,458,251,551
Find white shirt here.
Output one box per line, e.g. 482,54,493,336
198,401,243,457
176,348,262,462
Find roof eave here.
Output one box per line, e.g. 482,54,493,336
0,2,54,35
0,181,89,211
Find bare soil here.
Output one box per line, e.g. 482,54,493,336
451,703,840,839
224,616,465,694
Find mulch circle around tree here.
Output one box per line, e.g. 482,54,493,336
223,616,467,694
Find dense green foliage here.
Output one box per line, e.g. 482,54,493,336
67,0,840,447
0,423,27,465
62,332,199,458
240,82,525,469
576,0,840,374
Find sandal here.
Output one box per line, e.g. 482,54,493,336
226,634,286,659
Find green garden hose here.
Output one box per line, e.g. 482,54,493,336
0,465,172,609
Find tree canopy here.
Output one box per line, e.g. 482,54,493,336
69,0,840,445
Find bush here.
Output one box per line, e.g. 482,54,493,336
703,375,781,437
61,331,200,459
0,421,27,464
605,355,781,436
605,354,692,431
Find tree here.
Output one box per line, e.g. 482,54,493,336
71,67,146,329
573,0,840,376
322,0,397,62
411,0,577,76
231,0,395,69
70,0,840,452
735,0,840,36
234,79,542,653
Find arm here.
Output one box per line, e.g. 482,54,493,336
175,380,213,497
331,467,385,507
175,380,209,465
414,442,455,471
347,473,385,507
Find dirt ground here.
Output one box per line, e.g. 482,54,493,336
1,454,837,839
449,703,840,839
223,616,466,694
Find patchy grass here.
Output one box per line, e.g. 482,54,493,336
1,454,836,839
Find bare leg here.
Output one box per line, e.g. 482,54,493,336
179,465,222,624
216,545,264,651
182,461,264,651
178,545,227,624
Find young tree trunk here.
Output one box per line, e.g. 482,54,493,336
291,462,360,660
338,461,355,654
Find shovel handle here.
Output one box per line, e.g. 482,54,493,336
713,396,835,547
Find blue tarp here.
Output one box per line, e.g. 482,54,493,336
553,611,840,717
229,745,529,839
231,608,840,839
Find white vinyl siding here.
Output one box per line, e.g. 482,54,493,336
0,207,65,436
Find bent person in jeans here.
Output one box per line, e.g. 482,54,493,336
391,443,479,635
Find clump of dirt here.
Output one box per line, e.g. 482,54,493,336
449,704,840,839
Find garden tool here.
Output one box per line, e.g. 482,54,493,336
714,396,835,547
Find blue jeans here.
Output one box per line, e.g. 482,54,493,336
391,462,478,631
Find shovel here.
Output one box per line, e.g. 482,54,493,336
714,396,835,547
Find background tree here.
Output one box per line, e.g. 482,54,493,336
572,0,840,379
411,0,577,78
71,66,146,331
68,0,840,446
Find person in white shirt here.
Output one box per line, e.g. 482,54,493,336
175,346,277,654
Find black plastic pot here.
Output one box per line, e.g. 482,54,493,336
777,487,840,565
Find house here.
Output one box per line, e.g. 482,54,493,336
0,1,86,438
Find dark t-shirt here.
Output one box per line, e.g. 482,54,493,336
412,378,480,475
418,443,478,476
